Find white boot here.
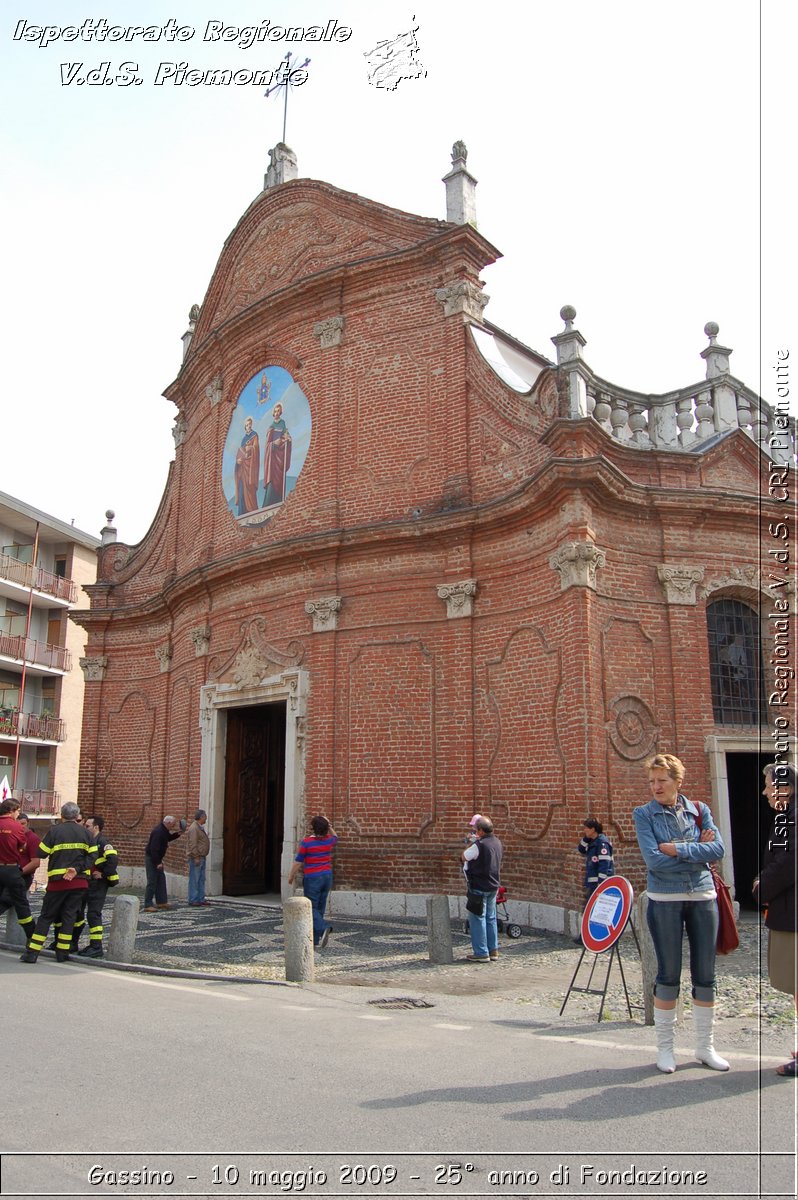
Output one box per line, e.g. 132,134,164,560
653,1007,677,1073
693,1005,730,1071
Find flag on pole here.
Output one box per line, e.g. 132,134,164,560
0,774,11,801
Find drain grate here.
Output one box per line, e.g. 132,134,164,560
368,996,434,1010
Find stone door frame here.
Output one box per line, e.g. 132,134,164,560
198,667,307,897
704,732,765,897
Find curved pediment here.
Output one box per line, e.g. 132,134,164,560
190,179,452,350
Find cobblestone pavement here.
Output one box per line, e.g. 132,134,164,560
20,890,793,1045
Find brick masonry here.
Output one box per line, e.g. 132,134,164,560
72,173,786,920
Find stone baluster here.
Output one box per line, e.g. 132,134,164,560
676,396,696,446
750,401,769,447
609,394,629,442
694,390,715,441
735,389,753,435
593,390,613,434
628,402,650,446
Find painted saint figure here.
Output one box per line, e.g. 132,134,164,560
234,416,260,515
262,403,292,507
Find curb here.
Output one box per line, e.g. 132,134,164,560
0,942,294,987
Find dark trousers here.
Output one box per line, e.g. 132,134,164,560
29,889,86,954
144,855,167,907
74,881,109,945
0,865,35,939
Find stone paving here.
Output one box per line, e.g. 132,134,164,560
18,889,793,1044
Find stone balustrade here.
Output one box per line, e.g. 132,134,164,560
552,311,795,462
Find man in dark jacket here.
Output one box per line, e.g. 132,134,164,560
21,802,96,962
754,762,797,1078
461,816,503,962
73,815,119,957
144,816,184,911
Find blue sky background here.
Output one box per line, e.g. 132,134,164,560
1,0,794,543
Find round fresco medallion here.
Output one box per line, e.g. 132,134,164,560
222,366,312,528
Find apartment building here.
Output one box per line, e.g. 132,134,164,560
0,491,99,815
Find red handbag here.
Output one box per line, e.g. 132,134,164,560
690,801,739,955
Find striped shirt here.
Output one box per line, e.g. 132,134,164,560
294,835,337,875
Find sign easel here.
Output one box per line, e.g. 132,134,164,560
560,876,642,1022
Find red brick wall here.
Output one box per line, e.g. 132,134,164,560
74,179,772,910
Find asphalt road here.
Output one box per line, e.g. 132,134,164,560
1,951,794,1200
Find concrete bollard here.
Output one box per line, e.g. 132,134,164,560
426,895,454,963
5,910,29,948
107,894,140,964
283,896,314,982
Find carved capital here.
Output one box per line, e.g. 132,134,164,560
313,315,344,349
190,626,211,657
172,415,188,447
305,596,342,632
436,580,477,619
79,655,107,682
435,280,489,321
205,374,223,408
657,564,705,605
550,540,606,591
155,643,173,673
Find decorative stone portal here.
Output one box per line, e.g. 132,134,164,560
198,667,307,899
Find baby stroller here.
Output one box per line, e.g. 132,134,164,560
463,885,522,938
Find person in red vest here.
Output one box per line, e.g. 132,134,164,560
0,797,36,942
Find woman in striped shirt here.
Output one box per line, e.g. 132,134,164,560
288,815,338,948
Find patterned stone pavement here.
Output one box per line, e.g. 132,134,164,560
18,890,792,1038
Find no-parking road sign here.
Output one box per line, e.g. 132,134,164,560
580,876,634,953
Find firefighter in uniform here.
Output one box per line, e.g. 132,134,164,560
0,797,37,943
20,801,96,963
73,814,119,958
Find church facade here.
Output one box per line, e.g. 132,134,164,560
74,144,795,930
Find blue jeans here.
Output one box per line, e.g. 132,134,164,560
144,855,167,907
188,857,206,904
646,898,718,1002
303,872,332,945
467,889,498,957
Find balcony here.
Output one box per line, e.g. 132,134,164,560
0,709,66,743
0,552,78,607
0,632,71,674
8,788,61,816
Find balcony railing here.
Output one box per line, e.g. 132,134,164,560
9,788,61,816
0,709,66,742
0,632,71,672
0,552,78,604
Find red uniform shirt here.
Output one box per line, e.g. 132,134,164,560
0,815,27,866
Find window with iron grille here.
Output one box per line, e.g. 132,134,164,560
706,598,764,725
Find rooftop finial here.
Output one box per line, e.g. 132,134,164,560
443,139,477,227
704,321,719,345
452,140,468,165
100,511,117,546
560,305,577,331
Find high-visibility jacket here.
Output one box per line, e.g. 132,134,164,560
93,833,119,886
38,820,96,889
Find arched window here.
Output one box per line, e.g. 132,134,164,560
706,598,764,725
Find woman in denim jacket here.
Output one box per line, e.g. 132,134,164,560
634,753,729,1074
